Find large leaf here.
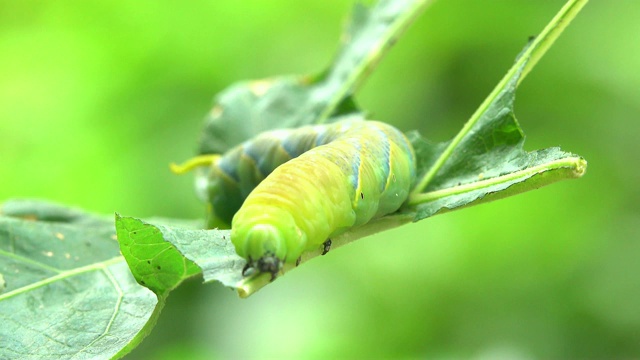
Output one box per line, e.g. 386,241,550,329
198,0,433,155
0,200,158,359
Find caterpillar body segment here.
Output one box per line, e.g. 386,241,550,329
206,123,340,228
225,119,416,278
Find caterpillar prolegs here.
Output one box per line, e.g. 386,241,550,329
199,119,416,278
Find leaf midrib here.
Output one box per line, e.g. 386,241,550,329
0,256,125,301
407,156,586,205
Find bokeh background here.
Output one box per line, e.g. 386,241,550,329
1,0,638,358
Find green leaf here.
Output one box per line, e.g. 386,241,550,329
114,215,243,288
0,200,158,359
408,140,586,220
116,215,267,297
115,215,201,296
197,0,433,155
404,56,585,219
1,198,111,226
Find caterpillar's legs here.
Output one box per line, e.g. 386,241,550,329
241,253,282,281
295,257,302,266
258,253,281,281
321,239,332,255
242,256,253,277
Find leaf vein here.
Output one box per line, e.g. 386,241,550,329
0,256,124,302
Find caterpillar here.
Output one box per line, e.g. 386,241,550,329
206,118,417,279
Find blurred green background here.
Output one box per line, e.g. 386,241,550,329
1,0,638,358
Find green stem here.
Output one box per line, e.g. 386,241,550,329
519,0,588,84
411,0,588,195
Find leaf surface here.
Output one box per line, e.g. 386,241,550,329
198,0,433,155
115,216,240,290
0,200,158,360
115,215,201,296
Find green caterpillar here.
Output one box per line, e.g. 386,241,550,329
178,118,416,278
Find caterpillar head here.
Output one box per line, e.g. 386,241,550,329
231,209,308,280
239,224,284,279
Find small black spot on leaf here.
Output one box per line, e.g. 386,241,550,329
360,192,364,200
